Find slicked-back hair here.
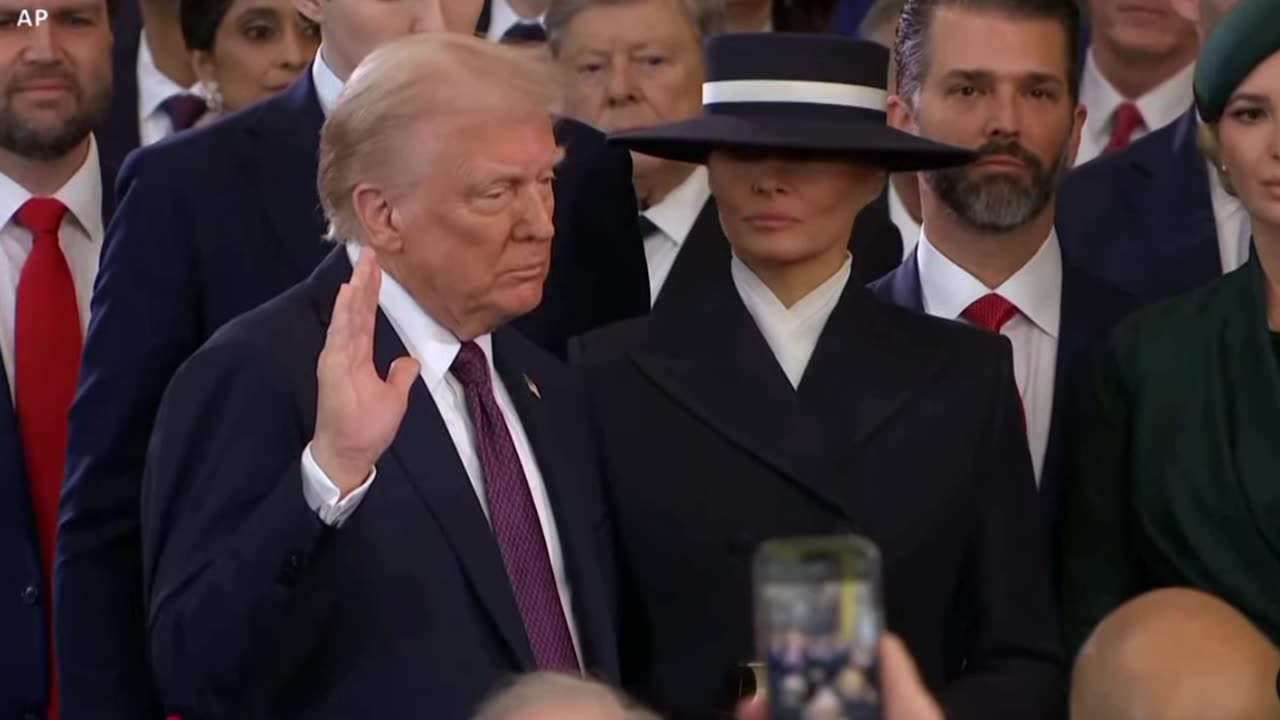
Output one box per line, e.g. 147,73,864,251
894,0,1081,103
546,0,727,56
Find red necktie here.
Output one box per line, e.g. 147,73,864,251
1105,102,1145,153
962,293,1026,430
450,341,579,672
14,197,81,720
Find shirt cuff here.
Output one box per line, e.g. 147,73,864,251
300,443,375,527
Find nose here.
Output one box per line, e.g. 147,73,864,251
984,88,1022,141
280,27,312,71
605,60,639,107
21,22,60,63
516,185,555,241
749,161,789,197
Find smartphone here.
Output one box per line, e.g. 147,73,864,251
752,535,884,720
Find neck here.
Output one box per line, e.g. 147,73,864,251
635,162,695,210
921,192,1053,288
320,45,352,83
1253,221,1280,331
507,0,550,19
728,1,772,31
891,173,922,223
140,0,197,88
0,140,89,196
1089,43,1194,101
742,244,848,308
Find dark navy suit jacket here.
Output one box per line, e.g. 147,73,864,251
870,252,1136,558
96,0,142,175
56,70,643,720
1,157,116,720
140,247,619,719
1057,108,1222,302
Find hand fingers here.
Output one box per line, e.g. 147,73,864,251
320,282,354,375
352,247,381,368
735,695,767,720
881,634,943,720
386,356,421,398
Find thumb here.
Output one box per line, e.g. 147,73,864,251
386,356,421,397
881,634,942,720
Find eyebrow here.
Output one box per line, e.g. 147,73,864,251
469,146,568,184
235,6,282,21
1226,92,1271,106
940,68,1066,87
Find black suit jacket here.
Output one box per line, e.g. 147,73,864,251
851,188,906,284
97,0,142,175
573,273,1065,720
57,70,643,720
1057,108,1222,301
141,247,619,719
0,156,115,718
870,253,1137,553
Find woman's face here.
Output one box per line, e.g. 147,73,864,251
1217,50,1280,231
192,0,320,113
707,148,886,271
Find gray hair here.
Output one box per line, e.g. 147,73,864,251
317,33,561,243
546,0,727,56
472,673,662,720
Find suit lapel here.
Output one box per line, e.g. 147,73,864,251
244,72,330,279
870,252,924,312
306,249,536,669
652,199,731,313
1127,111,1221,292
491,330,618,676
1040,265,1090,526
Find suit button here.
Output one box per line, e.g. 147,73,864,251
20,584,39,605
289,551,302,569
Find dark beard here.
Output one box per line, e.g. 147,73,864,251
923,136,1067,233
0,71,111,161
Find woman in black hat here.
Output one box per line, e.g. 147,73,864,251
1062,0,1280,654
574,32,1065,720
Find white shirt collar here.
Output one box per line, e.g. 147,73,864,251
344,243,494,391
312,48,345,117
487,0,545,41
0,136,104,243
137,33,198,121
917,228,1062,338
886,182,922,259
730,252,852,387
1081,50,1195,146
641,166,710,248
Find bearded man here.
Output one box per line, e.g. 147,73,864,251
870,0,1136,564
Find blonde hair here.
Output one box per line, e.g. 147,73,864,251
471,673,662,720
317,33,563,243
1196,121,1237,196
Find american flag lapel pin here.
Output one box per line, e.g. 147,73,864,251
524,374,541,399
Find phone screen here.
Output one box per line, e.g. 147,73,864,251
754,536,883,720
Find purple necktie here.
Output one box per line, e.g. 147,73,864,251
162,93,207,132
450,341,579,672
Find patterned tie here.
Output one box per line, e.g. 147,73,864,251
450,341,579,671
1105,102,1145,154
962,293,1026,431
14,197,81,720
162,93,208,132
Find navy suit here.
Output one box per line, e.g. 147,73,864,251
2,158,116,719
870,253,1136,556
96,0,142,175
57,70,643,720
1057,109,1222,302
142,247,619,719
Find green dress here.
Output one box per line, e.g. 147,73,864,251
1062,256,1280,652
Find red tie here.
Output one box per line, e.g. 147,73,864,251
1105,102,1145,153
962,294,1026,430
14,197,81,720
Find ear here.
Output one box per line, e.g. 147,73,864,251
294,0,322,25
886,93,915,133
190,49,217,85
1169,0,1199,23
351,184,406,254
1063,101,1088,168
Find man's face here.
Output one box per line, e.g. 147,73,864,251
0,0,112,160
556,0,704,178
297,0,483,77
385,113,560,332
890,7,1084,233
1088,0,1196,63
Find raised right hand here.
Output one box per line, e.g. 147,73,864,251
311,248,421,495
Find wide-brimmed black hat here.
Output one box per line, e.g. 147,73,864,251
609,33,975,172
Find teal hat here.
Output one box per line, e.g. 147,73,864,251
1194,0,1280,122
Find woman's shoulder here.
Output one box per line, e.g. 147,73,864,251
1110,267,1252,365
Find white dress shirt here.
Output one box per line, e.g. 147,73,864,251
1208,161,1252,273
640,166,711,304
0,138,104,402
311,48,344,116
137,36,201,146
1076,51,1195,166
887,182,922,260
916,231,1061,484
485,0,545,41
300,244,582,664
731,253,852,388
